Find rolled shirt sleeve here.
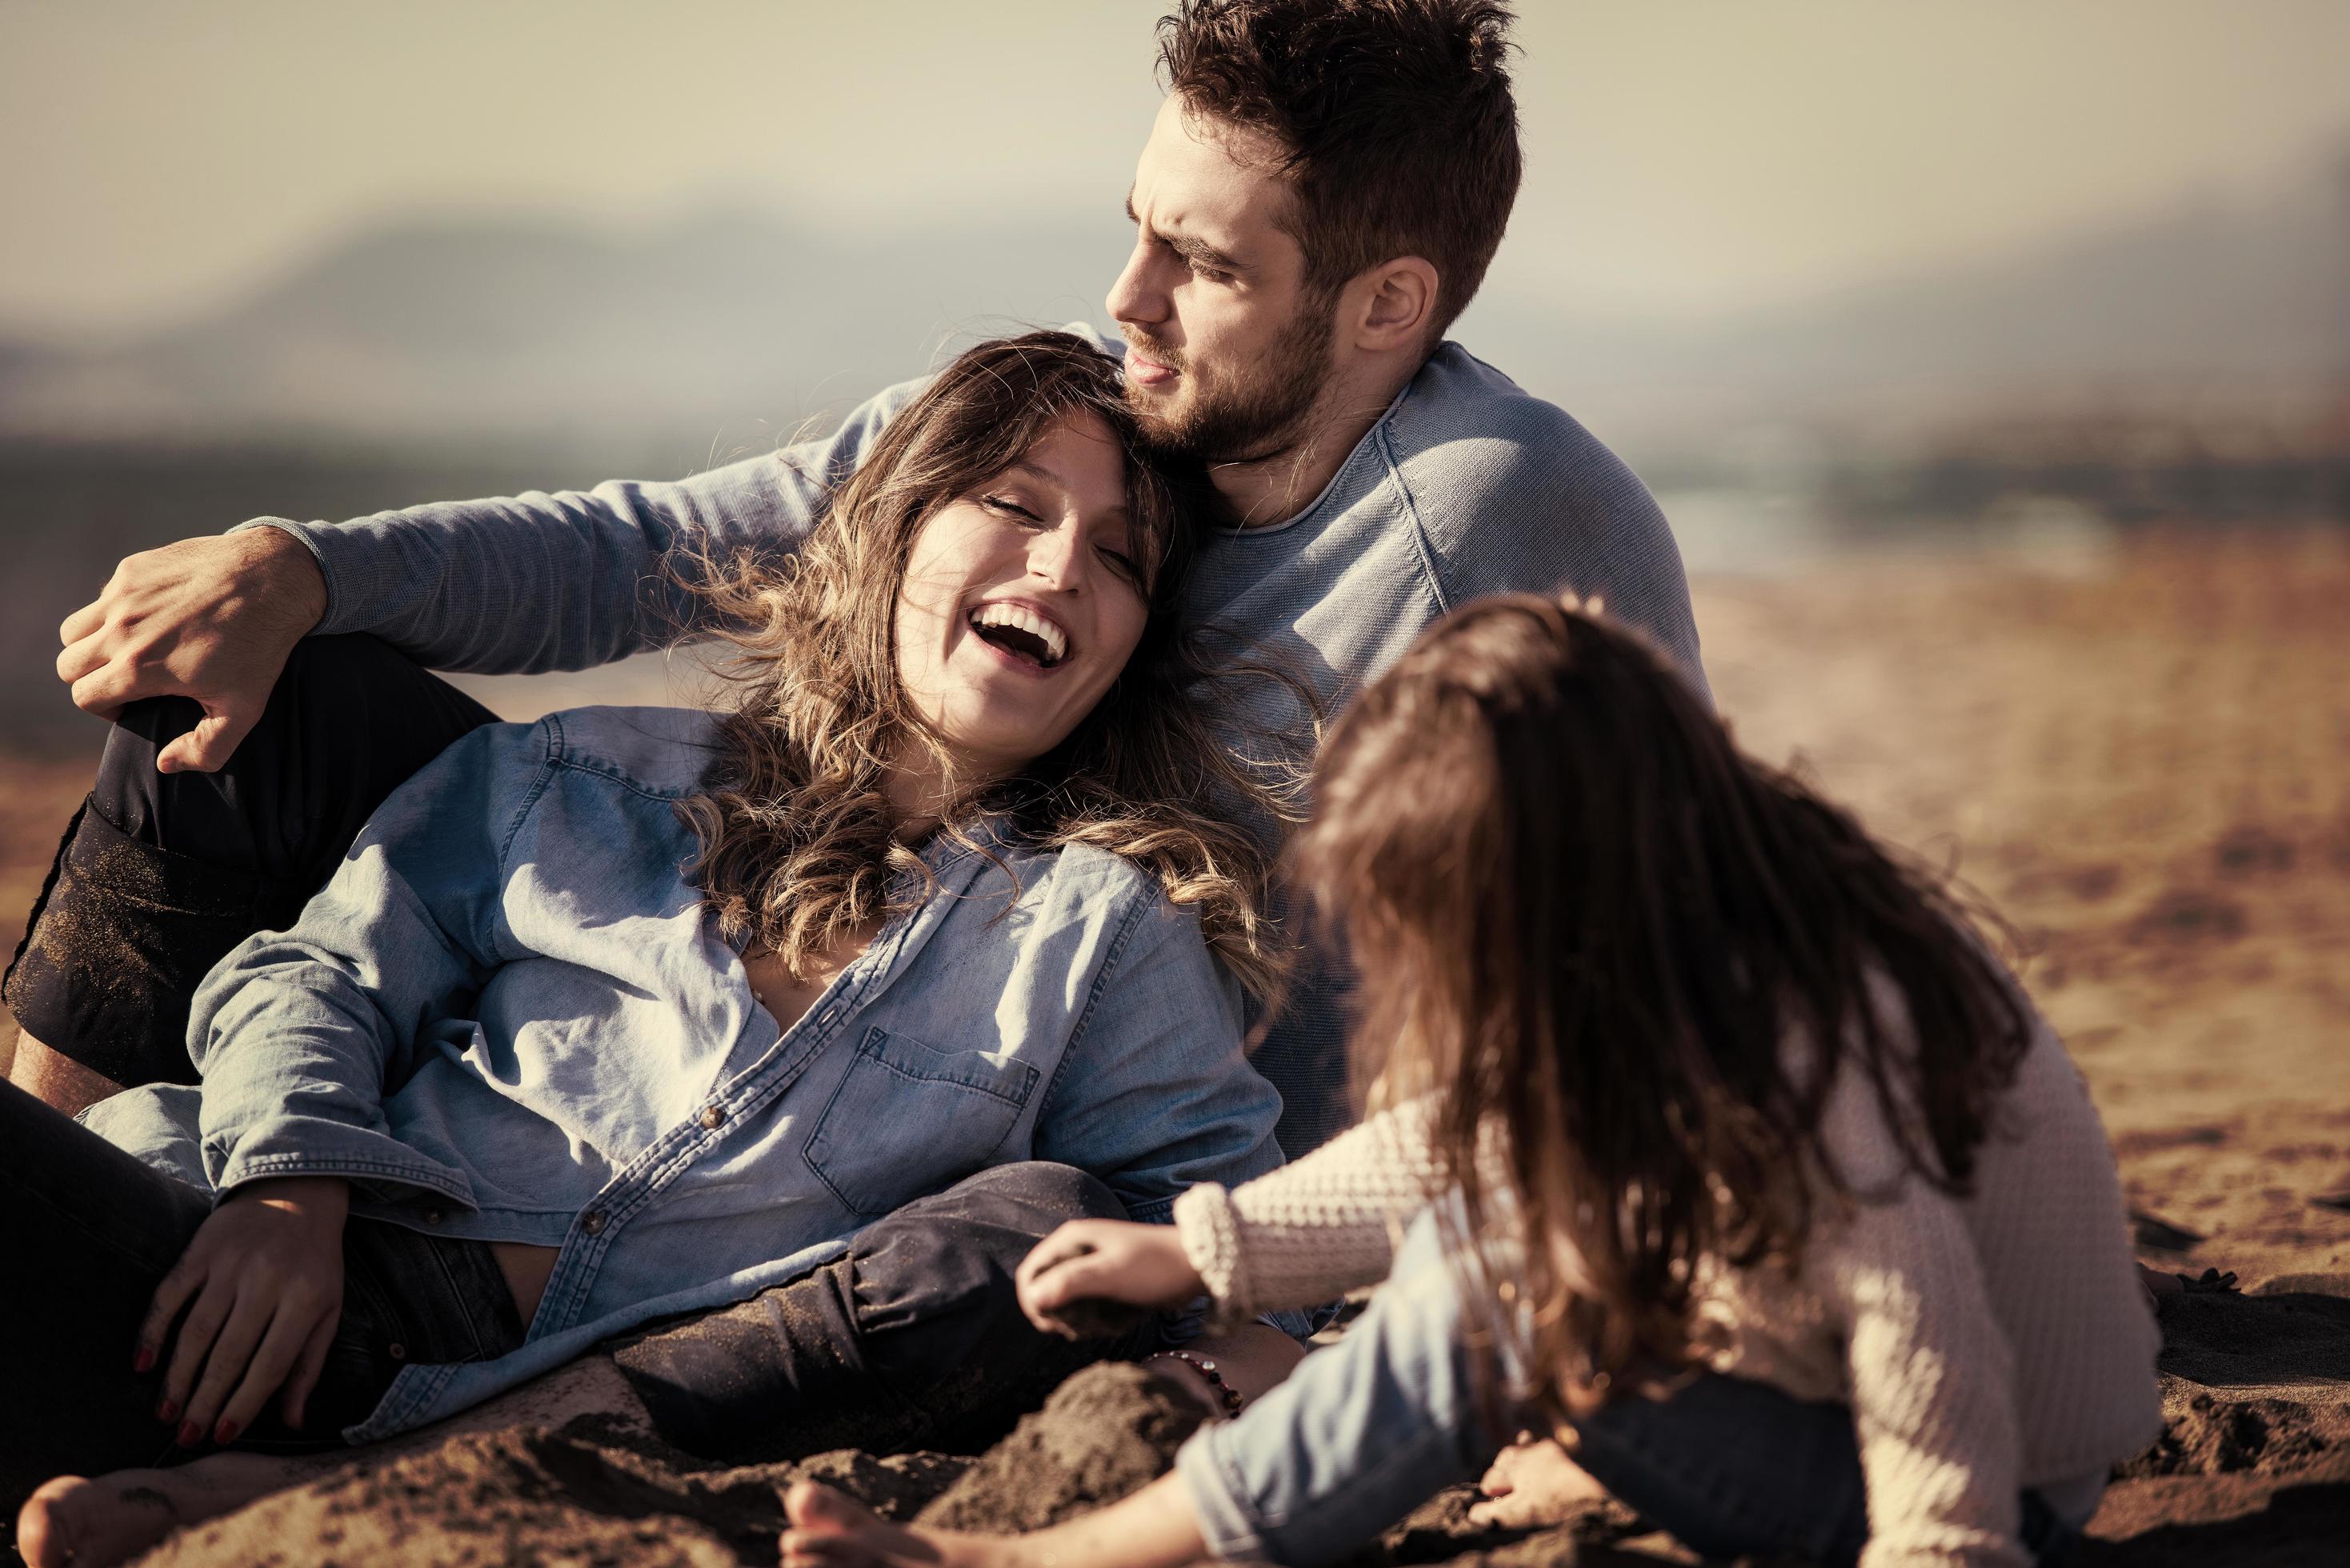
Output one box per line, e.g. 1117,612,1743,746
190,720,551,1202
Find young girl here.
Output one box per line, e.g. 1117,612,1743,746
783,593,2162,1568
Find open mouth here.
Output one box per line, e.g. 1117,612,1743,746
967,602,1070,670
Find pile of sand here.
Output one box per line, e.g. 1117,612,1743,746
130,1282,2350,1566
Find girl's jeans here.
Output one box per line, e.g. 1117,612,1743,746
1175,1206,2092,1566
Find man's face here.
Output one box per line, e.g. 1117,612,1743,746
1109,96,1338,466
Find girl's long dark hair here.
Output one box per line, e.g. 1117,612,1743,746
1292,593,2034,1414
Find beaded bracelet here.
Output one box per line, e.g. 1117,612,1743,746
1145,1350,1246,1416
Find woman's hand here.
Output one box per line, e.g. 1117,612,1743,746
139,1175,350,1445
1015,1218,1207,1339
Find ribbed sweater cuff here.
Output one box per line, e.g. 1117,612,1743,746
1175,1182,1251,1314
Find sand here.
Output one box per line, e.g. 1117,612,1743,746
120,1298,2350,1566
6,528,2348,1562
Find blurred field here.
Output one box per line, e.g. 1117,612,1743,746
5,528,2348,1288
1703,527,2350,1286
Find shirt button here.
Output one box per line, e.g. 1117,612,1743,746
699,1103,727,1130
387,1342,406,1362
423,1207,445,1225
581,1210,608,1236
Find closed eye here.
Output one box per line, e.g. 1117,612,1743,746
983,494,1045,525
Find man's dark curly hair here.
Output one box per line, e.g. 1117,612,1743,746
1158,1,1522,338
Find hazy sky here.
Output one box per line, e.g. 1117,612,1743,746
5,0,2347,339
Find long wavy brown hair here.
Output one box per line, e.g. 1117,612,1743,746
676,331,1299,1000
1292,593,2034,1416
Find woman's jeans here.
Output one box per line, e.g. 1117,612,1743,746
0,1076,525,1514
1175,1208,2088,1568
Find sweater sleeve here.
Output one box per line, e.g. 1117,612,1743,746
1171,1099,1449,1315
1814,1176,2030,1568
237,379,919,674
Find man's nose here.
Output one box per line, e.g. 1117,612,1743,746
1107,237,1169,328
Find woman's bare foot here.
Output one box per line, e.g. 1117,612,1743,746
16,1354,655,1566
1467,1434,1609,1530
782,1480,1009,1567
16,1452,306,1568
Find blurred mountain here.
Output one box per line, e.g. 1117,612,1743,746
0,210,1132,445
1480,146,2350,456
0,146,2344,450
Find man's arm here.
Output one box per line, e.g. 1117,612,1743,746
54,380,918,771
1414,394,1711,706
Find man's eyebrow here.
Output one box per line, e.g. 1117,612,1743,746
1124,189,1247,274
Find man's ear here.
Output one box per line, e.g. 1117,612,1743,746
1347,256,1440,354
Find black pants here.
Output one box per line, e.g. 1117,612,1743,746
611,1159,1157,1463
0,1076,526,1516
4,634,499,1086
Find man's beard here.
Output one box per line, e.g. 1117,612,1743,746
1124,302,1337,467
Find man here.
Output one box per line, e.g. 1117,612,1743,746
12,2,1703,1552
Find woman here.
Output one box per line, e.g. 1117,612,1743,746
783,594,2160,1568
1,332,1308,1523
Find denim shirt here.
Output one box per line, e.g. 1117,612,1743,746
86,705,1294,1441
242,324,1707,1159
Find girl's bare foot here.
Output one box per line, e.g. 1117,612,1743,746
783,1480,1011,1567
16,1452,303,1568
1467,1434,1609,1530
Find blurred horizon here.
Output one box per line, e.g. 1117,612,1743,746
9,1,2350,336
2,0,2346,755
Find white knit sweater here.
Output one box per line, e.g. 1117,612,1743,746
1171,1011,2160,1568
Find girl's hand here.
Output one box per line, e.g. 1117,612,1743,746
1015,1218,1207,1339
139,1175,350,1445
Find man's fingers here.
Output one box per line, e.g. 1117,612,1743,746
54,630,110,687
58,598,106,649
157,702,259,775
67,660,160,718
280,1312,338,1431
182,1290,272,1444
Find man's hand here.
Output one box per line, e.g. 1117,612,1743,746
57,527,327,773
1015,1218,1207,1339
140,1175,350,1445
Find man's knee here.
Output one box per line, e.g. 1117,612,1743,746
929,1159,1128,1228
847,1162,1127,1320
607,1166,1148,1463
95,634,494,886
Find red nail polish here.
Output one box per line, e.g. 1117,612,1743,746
176,1420,202,1447
214,1418,239,1446
134,1346,155,1374
156,1398,180,1423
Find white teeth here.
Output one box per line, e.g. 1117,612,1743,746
969,602,1068,665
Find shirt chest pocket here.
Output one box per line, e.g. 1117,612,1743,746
803,1027,1043,1218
